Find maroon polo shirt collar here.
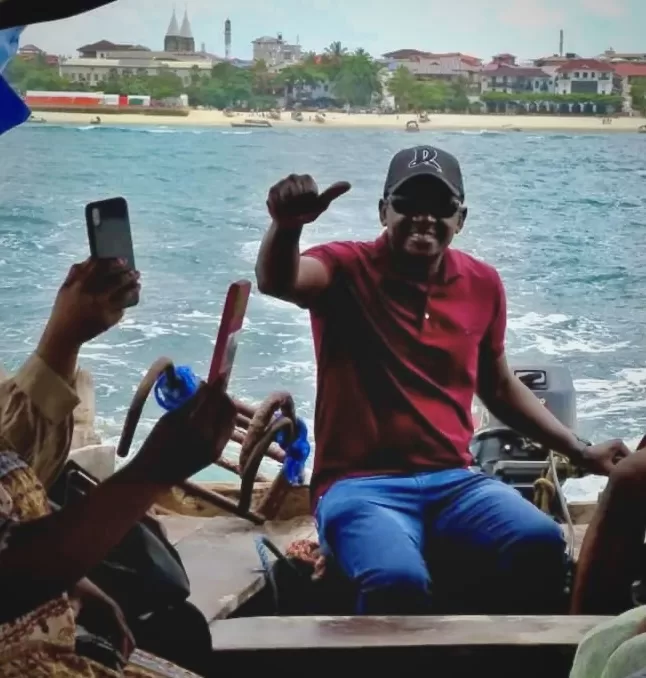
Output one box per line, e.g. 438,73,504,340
371,232,464,286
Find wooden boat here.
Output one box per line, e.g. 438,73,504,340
69,360,609,676
10,3,613,676
231,119,272,129
638,125,646,134
406,120,420,132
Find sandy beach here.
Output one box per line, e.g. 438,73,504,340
32,109,646,133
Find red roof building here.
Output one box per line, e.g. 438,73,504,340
611,62,646,78
610,62,646,109
554,59,614,96
381,49,482,84
555,58,614,74
77,41,150,58
480,64,553,95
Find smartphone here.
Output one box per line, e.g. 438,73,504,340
207,280,252,391
85,196,138,307
64,467,98,505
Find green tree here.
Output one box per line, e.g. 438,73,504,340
387,66,418,110
410,80,449,111
333,52,382,107
146,67,184,100
630,80,646,115
324,41,348,61
277,63,326,103
5,55,71,93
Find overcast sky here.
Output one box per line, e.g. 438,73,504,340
22,0,643,62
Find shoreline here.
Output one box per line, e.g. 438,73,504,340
30,110,646,134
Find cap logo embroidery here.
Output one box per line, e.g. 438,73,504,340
408,148,442,173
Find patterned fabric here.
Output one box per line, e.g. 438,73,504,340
0,354,79,488
0,457,202,677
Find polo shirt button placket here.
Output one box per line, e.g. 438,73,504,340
423,310,431,333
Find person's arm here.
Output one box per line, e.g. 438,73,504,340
0,461,168,622
478,355,587,462
0,259,141,488
0,345,80,488
476,273,629,474
570,455,646,614
476,273,587,463
255,174,350,308
255,222,331,307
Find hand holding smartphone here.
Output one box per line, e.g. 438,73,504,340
85,196,139,308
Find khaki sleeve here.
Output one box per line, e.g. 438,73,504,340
0,353,80,488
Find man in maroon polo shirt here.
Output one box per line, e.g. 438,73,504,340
255,145,629,615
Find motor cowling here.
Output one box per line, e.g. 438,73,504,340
470,364,579,502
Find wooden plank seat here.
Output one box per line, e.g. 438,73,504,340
209,615,612,676
158,514,315,623
157,516,592,628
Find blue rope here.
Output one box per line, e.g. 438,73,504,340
275,417,310,486
154,365,200,412
154,368,310,486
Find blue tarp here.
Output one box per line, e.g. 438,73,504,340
0,26,30,136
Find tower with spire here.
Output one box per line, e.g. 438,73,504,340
164,6,195,53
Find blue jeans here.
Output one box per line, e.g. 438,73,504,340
316,469,567,615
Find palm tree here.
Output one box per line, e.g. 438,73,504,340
324,41,347,60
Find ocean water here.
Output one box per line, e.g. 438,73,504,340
0,123,645,494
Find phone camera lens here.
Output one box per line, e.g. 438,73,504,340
92,208,101,227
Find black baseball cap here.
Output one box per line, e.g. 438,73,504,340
383,146,465,201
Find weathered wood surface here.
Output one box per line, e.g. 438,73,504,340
158,514,315,623
155,482,311,521
210,614,611,651
158,515,591,626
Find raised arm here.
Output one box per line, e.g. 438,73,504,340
0,259,139,488
255,174,350,308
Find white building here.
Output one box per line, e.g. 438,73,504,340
252,34,301,67
554,59,614,96
59,55,215,87
480,66,554,95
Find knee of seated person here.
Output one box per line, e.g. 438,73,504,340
361,559,431,594
507,516,566,567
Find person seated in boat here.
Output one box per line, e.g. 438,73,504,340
255,144,630,615
569,440,646,678
0,342,236,676
0,258,141,658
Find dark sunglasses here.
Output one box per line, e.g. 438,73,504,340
389,194,461,219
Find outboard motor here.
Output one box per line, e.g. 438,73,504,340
470,365,580,501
